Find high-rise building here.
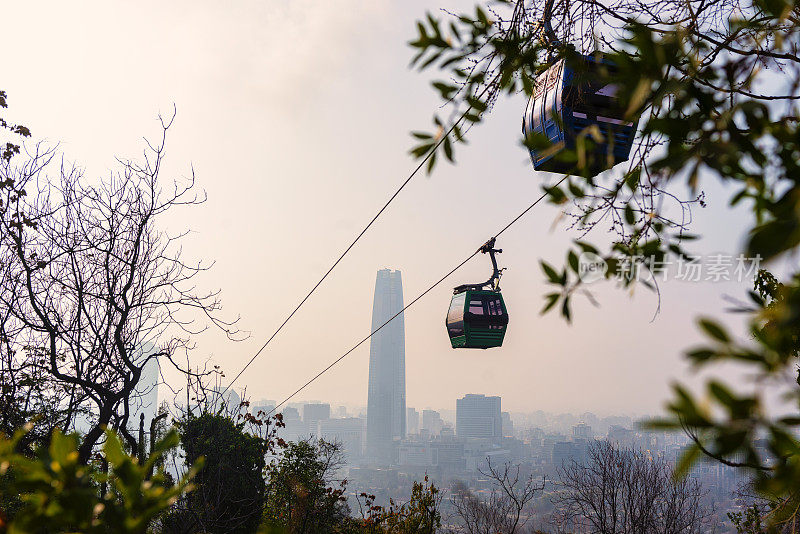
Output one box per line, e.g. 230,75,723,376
303,403,331,425
366,269,406,463
552,440,581,465
252,399,276,416
422,409,444,436
407,407,420,435
502,411,515,437
456,394,501,440
319,417,365,462
573,422,593,440
132,342,160,426
209,386,241,415
279,406,309,442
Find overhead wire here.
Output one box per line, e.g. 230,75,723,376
266,174,568,415
221,79,499,395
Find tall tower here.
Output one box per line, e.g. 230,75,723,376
133,342,160,425
366,269,406,464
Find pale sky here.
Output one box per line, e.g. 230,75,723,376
3,1,791,417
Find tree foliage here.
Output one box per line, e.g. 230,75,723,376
356,476,442,534
0,426,195,533
410,0,800,527
0,90,30,163
163,412,270,534
262,439,351,534
451,460,543,534
0,106,239,463
552,441,712,533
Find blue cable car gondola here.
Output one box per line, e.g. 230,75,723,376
522,0,639,178
522,53,639,176
446,238,508,349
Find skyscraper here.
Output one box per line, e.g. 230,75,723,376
456,394,502,440
133,342,160,425
366,269,406,463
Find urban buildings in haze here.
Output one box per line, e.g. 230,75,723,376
502,411,515,437
319,417,366,462
456,394,502,440
366,269,406,463
303,402,331,425
422,409,444,437
573,421,593,440
407,407,420,435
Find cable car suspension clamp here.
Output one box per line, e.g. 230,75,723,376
454,237,505,294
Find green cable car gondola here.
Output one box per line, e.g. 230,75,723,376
446,238,509,349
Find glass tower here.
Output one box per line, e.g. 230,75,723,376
366,269,406,463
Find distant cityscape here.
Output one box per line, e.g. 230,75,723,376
123,267,759,531
219,268,752,531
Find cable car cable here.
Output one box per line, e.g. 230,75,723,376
221,82,499,396
266,249,481,416
265,175,567,415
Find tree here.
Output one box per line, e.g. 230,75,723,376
551,441,711,533
261,436,442,534
262,438,351,534
0,92,69,455
450,460,544,534
0,90,30,163
356,475,442,534
0,425,196,533
728,502,800,534
161,412,270,534
0,108,239,463
407,0,800,527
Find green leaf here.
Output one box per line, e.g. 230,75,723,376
625,78,652,118
708,381,737,409
410,142,434,159
49,430,76,465
103,431,127,467
624,204,636,225
698,319,730,343
432,81,457,100
674,443,702,480
541,261,561,284
686,348,716,363
567,180,585,198
541,292,560,313
575,241,598,254
561,296,572,322
466,95,488,112
568,250,579,273
443,135,454,162
426,151,437,174
544,185,567,204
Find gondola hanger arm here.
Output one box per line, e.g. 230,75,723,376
453,237,505,294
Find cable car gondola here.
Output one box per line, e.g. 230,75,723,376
522,3,640,176
446,238,509,349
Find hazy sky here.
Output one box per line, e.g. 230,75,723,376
3,1,793,416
